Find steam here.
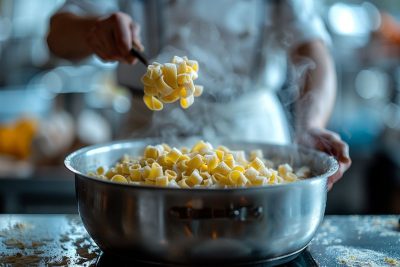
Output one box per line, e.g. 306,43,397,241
128,3,321,147
283,56,316,108
138,18,258,144
280,54,317,140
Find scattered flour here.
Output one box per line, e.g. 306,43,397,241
348,216,400,238
326,245,400,267
311,219,343,246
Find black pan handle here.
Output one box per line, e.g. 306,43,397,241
130,46,149,66
169,206,263,221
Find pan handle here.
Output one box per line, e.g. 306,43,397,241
169,206,263,221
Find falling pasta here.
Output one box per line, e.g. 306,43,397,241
140,56,203,111
89,141,311,188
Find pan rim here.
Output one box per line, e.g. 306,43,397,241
65,138,339,192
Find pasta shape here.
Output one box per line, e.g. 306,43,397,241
141,56,203,111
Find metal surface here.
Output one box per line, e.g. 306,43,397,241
64,139,338,265
1,215,398,266
96,246,313,267
0,214,99,266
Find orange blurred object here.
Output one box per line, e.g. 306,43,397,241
0,118,38,159
378,12,400,45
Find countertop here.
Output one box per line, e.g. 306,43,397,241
0,215,399,266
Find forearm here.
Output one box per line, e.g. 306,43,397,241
291,41,351,187
47,13,98,60
291,40,337,133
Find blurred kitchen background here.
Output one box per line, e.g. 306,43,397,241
0,0,399,214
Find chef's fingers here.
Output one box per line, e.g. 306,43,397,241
297,128,351,167
130,22,144,51
325,137,351,191
93,47,112,62
314,131,351,164
320,132,351,165
92,44,116,62
87,29,103,56
126,23,142,64
99,31,121,60
328,168,342,191
327,162,348,191
296,128,336,150
87,22,122,62
312,135,335,155
110,12,138,64
331,138,351,165
86,30,107,60
110,30,133,63
110,13,131,53
317,129,341,140
91,38,122,62
304,130,351,191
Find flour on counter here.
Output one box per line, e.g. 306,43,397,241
311,219,343,246
326,245,399,267
348,215,400,239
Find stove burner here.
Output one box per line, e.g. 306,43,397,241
96,250,317,267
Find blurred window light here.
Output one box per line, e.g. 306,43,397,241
362,2,381,31
77,109,111,144
113,95,131,113
329,2,380,36
383,103,400,129
355,69,389,100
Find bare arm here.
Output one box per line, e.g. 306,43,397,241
291,40,351,189
47,12,143,63
291,40,336,130
47,13,97,60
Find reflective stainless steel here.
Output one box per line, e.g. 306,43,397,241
65,139,338,265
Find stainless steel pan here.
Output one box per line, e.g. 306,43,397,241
65,139,338,265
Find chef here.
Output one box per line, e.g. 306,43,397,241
46,0,351,189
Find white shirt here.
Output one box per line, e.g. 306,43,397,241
58,0,330,143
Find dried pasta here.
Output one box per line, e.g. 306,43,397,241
141,56,203,111
90,141,311,188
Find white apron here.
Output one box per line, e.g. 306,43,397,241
125,89,291,144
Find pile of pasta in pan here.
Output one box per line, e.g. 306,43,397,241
90,141,311,188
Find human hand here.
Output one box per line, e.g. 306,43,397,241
86,12,143,64
296,128,352,190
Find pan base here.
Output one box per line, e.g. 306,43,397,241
96,246,317,267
